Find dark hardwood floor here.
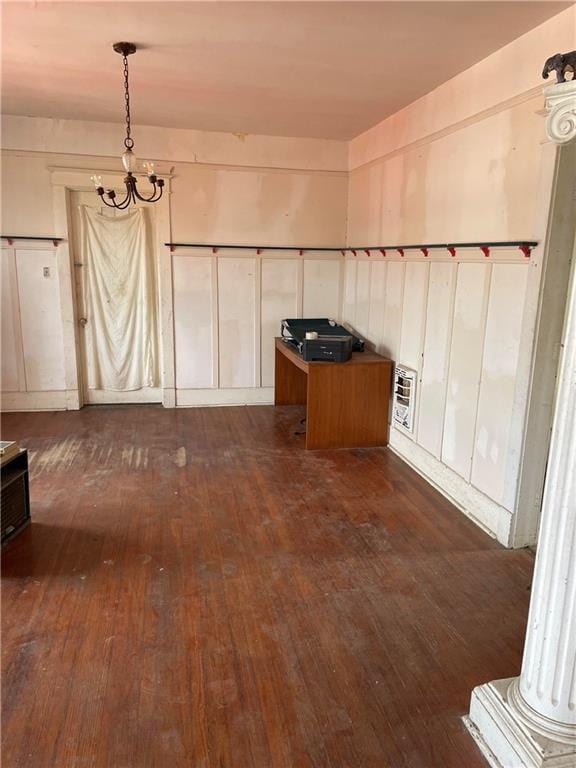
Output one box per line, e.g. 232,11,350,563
1,405,534,768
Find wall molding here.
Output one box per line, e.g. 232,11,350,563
1,149,347,179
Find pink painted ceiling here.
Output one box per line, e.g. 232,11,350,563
1,1,571,140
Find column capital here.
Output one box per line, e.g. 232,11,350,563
544,80,576,145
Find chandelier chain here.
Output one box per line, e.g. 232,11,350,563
123,54,134,150
93,42,164,208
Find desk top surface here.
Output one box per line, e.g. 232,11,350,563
275,337,392,369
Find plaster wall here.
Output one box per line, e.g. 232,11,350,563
343,6,576,545
1,125,347,412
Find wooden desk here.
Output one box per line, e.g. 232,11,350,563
274,337,393,450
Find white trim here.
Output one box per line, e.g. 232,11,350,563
52,186,82,405
176,387,274,407
389,427,512,545
1,390,77,412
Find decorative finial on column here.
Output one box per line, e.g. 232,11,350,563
543,50,576,144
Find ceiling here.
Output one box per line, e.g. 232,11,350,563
1,1,571,141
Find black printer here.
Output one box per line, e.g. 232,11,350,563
281,318,364,362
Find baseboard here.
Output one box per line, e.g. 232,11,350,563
176,387,274,407
1,388,274,411
389,428,513,546
1,390,76,412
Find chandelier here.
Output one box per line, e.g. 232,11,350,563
91,42,164,209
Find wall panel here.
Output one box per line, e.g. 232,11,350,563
302,259,341,320
472,264,530,508
398,262,429,371
16,249,66,391
355,260,371,337
417,263,456,457
173,256,214,389
261,259,299,387
342,259,357,327
442,263,490,480
1,249,23,392
218,257,257,388
381,262,405,361
367,261,387,353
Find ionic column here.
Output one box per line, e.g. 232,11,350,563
467,78,576,768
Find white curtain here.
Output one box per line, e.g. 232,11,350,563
79,205,159,391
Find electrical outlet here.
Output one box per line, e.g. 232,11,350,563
43,267,50,278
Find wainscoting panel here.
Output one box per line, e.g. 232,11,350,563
261,259,299,387
441,263,491,481
337,250,535,542
417,263,457,458
173,255,214,389
381,262,405,361
398,262,429,372
471,264,530,509
172,251,344,401
355,260,372,338
342,258,357,327
218,257,258,389
367,260,387,353
16,248,66,391
302,259,341,320
1,249,23,392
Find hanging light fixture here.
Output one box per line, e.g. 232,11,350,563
91,42,164,209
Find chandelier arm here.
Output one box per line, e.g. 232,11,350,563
102,183,133,209
133,180,162,203
132,184,153,203
116,187,134,209
116,194,134,210
100,196,118,209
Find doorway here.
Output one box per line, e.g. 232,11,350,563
70,190,161,405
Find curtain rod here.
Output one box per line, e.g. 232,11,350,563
165,240,538,257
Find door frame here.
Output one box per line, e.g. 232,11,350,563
50,166,175,409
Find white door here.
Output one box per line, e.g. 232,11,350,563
70,191,161,404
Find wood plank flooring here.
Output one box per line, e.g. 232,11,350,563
1,405,534,768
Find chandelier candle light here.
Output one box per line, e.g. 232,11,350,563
91,42,164,209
